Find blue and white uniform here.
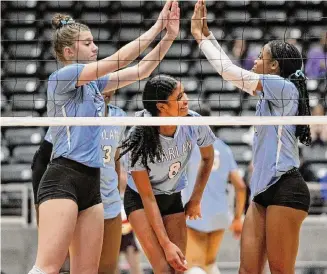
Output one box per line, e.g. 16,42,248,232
101,105,126,219
47,63,109,167
127,110,216,195
182,139,238,232
251,74,300,198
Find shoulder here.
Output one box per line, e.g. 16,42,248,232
108,104,126,117
260,74,297,94
49,63,85,80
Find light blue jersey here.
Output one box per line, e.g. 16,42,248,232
101,105,126,219
251,74,300,198
47,63,109,168
44,128,52,143
182,139,238,232
127,110,216,195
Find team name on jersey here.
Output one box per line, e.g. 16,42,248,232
156,140,192,163
101,128,121,141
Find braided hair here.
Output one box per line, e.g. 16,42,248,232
119,75,178,171
267,40,312,146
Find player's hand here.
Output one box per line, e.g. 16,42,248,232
229,218,243,239
191,0,205,41
155,1,172,32
201,0,210,37
163,241,188,272
185,199,202,220
166,1,180,39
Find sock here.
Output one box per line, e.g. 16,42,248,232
28,265,47,274
205,262,221,274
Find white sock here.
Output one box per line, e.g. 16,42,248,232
205,262,221,274
28,265,47,274
185,266,207,274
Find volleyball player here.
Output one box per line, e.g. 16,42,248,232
191,1,311,273
28,1,180,273
182,107,246,274
119,74,216,273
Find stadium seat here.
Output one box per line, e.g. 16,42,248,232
302,144,327,162
1,164,32,182
12,145,39,164
7,43,42,59
4,128,44,146
207,93,241,110
1,146,10,164
229,144,252,162
4,61,39,76
156,60,189,76
4,27,39,41
2,78,40,94
217,127,251,145
10,94,46,111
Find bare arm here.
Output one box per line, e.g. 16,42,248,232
131,170,187,271
101,1,180,95
229,170,246,219
76,1,173,87
185,145,214,219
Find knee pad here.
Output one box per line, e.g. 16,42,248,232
28,265,47,274
185,266,207,274
205,262,221,274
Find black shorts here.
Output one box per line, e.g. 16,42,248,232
120,231,139,253
124,185,184,218
31,140,53,204
37,157,102,211
253,168,310,212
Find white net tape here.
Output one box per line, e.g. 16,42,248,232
1,116,327,127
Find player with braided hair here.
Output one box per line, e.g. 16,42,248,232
191,1,311,273
119,74,215,273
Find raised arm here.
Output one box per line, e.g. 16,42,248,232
191,0,262,95
77,1,174,87
102,1,180,95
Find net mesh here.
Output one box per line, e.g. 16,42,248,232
1,1,327,204
1,1,327,271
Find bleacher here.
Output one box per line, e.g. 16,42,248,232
1,0,327,230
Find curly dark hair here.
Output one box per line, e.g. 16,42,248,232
268,40,312,146
119,75,178,171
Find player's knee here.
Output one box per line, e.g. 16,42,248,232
269,261,293,274
239,265,258,274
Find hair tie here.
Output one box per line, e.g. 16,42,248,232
294,70,305,78
59,18,75,28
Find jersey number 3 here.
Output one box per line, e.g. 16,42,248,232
103,145,112,163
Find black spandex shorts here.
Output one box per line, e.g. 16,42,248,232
253,168,310,213
124,185,184,218
37,157,101,211
120,231,139,253
31,139,53,204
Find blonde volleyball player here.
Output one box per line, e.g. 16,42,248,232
182,107,246,274
192,1,311,273
119,75,216,273
29,1,181,273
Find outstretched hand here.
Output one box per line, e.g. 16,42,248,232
191,0,210,42
166,1,180,39
155,1,172,31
